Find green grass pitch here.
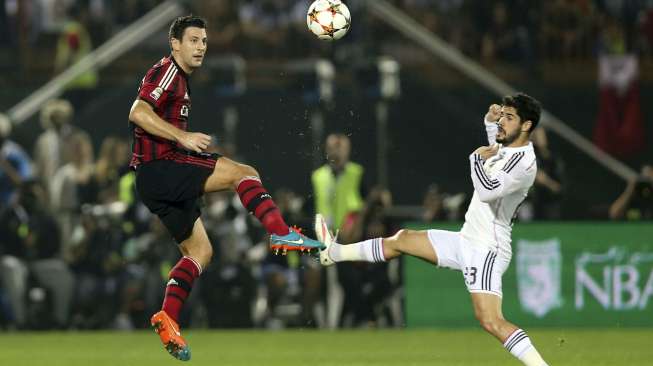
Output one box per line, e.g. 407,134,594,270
2,328,651,365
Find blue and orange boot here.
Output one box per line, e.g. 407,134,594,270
150,310,191,361
270,226,325,255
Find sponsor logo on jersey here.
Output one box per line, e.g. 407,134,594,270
516,239,563,317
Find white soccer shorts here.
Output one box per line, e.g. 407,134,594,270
426,229,510,297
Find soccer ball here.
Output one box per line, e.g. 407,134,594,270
307,0,351,41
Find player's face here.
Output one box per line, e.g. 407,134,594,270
175,27,207,71
496,106,525,145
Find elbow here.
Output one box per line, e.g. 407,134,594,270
477,191,499,203
129,100,149,125
129,105,142,124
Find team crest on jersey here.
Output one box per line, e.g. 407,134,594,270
150,87,163,101
516,239,563,318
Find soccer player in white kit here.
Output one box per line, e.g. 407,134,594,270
316,93,548,366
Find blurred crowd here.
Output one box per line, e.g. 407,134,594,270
3,0,653,69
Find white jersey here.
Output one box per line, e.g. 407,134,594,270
460,120,537,259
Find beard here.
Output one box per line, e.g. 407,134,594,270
496,128,520,145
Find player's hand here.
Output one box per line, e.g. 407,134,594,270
474,144,499,160
485,104,501,123
178,131,211,153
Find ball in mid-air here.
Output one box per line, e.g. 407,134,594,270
307,0,351,41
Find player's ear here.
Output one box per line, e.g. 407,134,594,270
170,37,181,52
522,120,533,133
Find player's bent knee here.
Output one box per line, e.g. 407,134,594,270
239,164,259,179
388,229,418,250
476,314,503,335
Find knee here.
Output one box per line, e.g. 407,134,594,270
199,245,213,268
188,244,213,269
386,229,417,251
239,164,259,179
476,313,503,335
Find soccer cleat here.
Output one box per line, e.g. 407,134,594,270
270,226,325,253
150,310,191,361
314,214,336,266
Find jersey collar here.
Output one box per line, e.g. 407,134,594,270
169,54,189,80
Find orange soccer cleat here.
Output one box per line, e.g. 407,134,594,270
150,310,191,361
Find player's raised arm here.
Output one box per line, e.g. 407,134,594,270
468,145,534,203
129,99,211,153
484,104,500,145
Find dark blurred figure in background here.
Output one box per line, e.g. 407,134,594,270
239,0,291,57
94,136,130,204
33,99,87,187
199,0,243,54
530,128,564,220
337,186,402,327
67,208,126,329
609,164,653,220
312,133,366,328
0,114,33,208
0,180,74,329
259,188,322,328
54,4,98,109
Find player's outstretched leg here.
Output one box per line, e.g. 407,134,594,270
203,157,324,253
315,214,437,265
472,293,548,366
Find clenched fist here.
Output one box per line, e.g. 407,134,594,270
178,131,212,153
485,104,501,123
474,144,500,161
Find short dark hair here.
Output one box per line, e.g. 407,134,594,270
169,15,206,44
502,93,541,132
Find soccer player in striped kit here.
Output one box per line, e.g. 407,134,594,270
316,94,549,366
129,15,324,361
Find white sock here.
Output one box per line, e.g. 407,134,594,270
503,329,548,366
328,238,386,263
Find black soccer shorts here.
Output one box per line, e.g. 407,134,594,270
135,153,221,243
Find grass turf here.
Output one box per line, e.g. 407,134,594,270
1,328,652,365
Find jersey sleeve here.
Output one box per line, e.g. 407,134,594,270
469,153,534,203
138,64,177,109
484,119,498,145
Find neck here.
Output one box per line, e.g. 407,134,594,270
504,135,530,148
172,53,193,75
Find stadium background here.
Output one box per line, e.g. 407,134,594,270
0,0,652,365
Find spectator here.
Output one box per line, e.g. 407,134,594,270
337,186,401,327
239,0,291,57
94,136,130,204
421,184,447,222
0,114,33,208
0,180,75,329
259,188,322,328
198,0,242,54
609,164,653,220
312,133,367,328
531,128,565,220
50,132,96,257
33,99,88,185
312,133,366,230
54,4,98,109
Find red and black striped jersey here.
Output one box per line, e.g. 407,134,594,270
129,55,193,168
